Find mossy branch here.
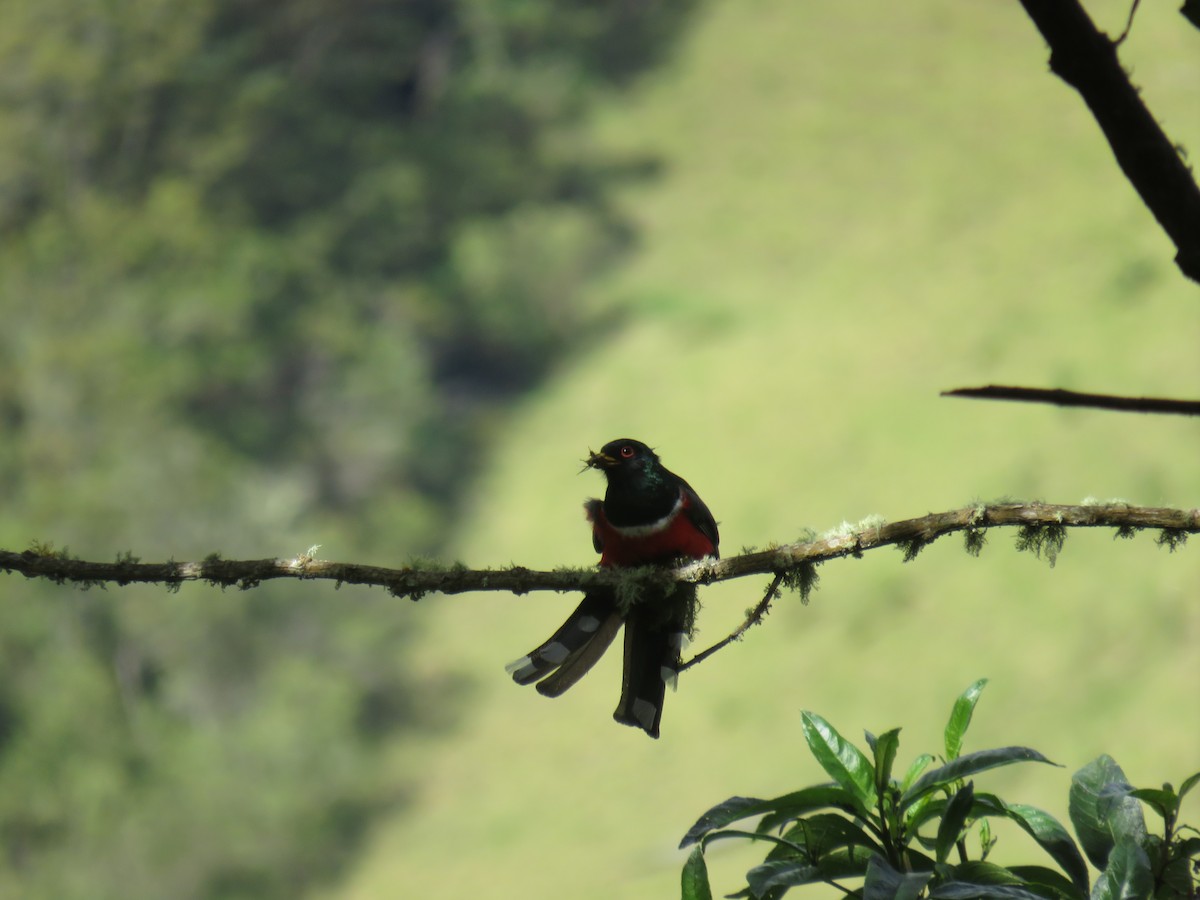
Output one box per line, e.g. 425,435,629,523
3,502,1195,601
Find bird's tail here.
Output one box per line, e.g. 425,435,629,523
612,585,694,739
505,591,623,697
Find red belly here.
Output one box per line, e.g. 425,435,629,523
596,510,715,567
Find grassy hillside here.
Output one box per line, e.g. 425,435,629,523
328,1,1199,898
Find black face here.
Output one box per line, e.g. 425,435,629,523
584,438,657,473
585,438,682,526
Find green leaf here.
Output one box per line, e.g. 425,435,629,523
929,883,1048,899
902,753,937,793
905,793,941,836
1090,837,1152,900
903,794,1024,847
700,829,805,856
681,846,713,900
946,860,1026,886
801,711,878,813
1126,787,1177,823
1159,845,1197,899
755,846,878,888
746,859,821,896
945,679,988,761
872,728,903,793
902,747,1057,808
1099,792,1148,849
937,782,976,864
1003,803,1089,894
1069,756,1146,869
755,785,866,835
813,845,876,880
1177,770,1200,800
683,789,858,849
1006,865,1085,900
681,796,774,847
775,813,883,860
978,818,995,861
864,854,933,900
904,844,939,873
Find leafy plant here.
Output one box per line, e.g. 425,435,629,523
680,679,1198,899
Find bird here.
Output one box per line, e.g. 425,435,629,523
505,438,719,738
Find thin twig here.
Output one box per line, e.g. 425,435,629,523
679,572,784,672
1115,0,1142,44
941,385,1200,416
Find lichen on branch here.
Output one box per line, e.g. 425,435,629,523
3,502,1195,600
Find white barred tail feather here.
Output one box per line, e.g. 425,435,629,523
534,610,623,697
505,591,621,689
506,584,693,739
611,585,694,739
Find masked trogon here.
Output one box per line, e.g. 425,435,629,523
506,438,719,738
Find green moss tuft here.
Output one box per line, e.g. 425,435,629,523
1155,529,1188,552
781,561,819,605
1014,522,1067,568
897,536,928,562
963,527,987,557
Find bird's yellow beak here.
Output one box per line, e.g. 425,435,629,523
583,449,618,471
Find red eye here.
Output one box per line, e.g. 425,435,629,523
619,445,635,458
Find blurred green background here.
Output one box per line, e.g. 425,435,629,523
1,1,1197,899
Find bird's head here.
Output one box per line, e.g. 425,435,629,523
583,439,659,478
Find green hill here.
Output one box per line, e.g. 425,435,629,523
328,1,1199,898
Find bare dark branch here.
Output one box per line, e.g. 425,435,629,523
942,385,1200,416
1016,0,1200,283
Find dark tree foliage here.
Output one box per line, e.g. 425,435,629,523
0,1,698,897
